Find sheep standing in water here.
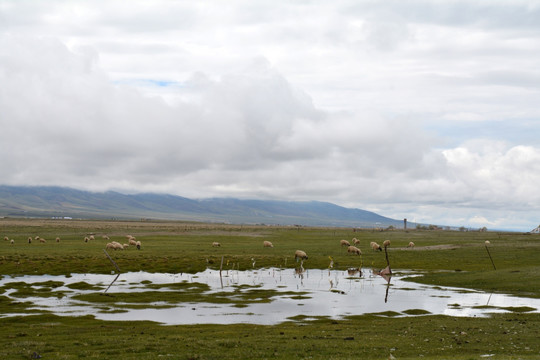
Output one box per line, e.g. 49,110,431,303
263,241,273,248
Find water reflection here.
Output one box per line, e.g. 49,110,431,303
0,268,539,325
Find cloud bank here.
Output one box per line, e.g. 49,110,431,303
1,1,539,231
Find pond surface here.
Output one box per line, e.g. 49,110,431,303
1,268,539,325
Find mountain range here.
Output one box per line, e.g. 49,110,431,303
0,185,409,228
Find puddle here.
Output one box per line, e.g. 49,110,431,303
1,268,539,325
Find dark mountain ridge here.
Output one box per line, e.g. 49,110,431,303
0,185,408,228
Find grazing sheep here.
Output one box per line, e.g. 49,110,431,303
84,237,89,243
212,242,221,247
102,235,110,240
263,241,274,248
35,236,40,241
407,241,415,248
4,236,9,241
352,238,360,245
56,237,60,243
340,239,351,247
89,235,95,241
129,238,137,246
370,241,382,251
123,243,129,248
105,242,115,250
294,250,308,260
135,241,141,250
39,238,46,243
10,239,14,244
28,237,32,244
485,240,490,245
383,240,391,248
347,245,361,255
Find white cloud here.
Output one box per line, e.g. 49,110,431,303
1,1,540,231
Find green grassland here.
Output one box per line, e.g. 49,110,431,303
1,218,540,359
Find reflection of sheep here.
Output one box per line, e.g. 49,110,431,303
340,239,351,247
263,241,273,248
407,241,415,248
294,250,308,260
347,245,361,255
212,242,221,247
370,241,382,251
352,238,360,245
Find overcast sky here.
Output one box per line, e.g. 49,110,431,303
1,1,539,231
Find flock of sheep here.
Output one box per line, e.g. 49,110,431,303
4,234,142,250
209,237,415,266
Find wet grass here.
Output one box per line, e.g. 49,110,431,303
1,218,540,358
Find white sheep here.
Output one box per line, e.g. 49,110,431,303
28,237,32,244
84,237,89,243
263,241,274,248
135,241,141,250
56,237,60,243
102,235,110,240
89,235,95,241
294,250,308,260
105,242,115,250
340,239,351,247
383,240,391,248
407,241,415,248
123,243,129,248
10,239,14,244
370,241,382,251
212,242,221,247
347,245,361,255
129,238,137,246
4,236,9,241
352,238,360,245
39,238,46,243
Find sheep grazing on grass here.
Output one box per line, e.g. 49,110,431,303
39,238,46,243
370,241,382,251
28,237,32,244
106,241,124,250
106,242,115,250
352,238,360,245
35,236,40,241
102,235,110,240
340,239,351,247
4,236,9,241
407,241,415,248
84,237,89,243
89,235,95,241
347,245,361,255
294,250,308,261
263,241,274,248
56,237,60,243
129,238,137,246
485,240,491,245
10,239,14,244
135,241,141,250
212,242,221,247
383,240,391,248
123,243,129,248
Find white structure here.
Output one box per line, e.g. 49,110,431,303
531,225,540,234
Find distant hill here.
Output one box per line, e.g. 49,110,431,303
0,185,408,228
